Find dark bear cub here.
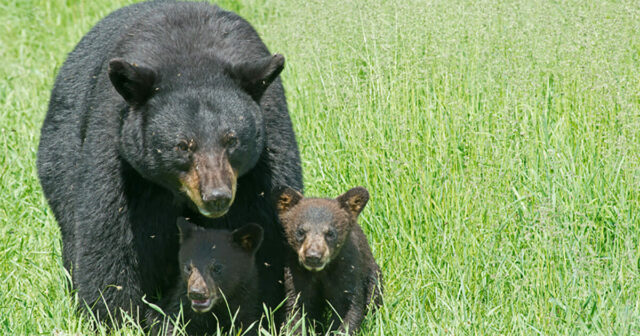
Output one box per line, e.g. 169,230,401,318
274,187,383,335
148,217,263,335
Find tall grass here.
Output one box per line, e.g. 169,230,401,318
1,0,639,334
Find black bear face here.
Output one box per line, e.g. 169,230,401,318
177,217,263,313
135,85,263,218
113,55,284,218
274,187,370,271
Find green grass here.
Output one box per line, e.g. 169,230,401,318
2,0,640,334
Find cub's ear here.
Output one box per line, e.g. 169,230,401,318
177,217,197,244
108,58,157,107
230,53,285,101
272,186,303,215
337,186,370,217
232,223,264,253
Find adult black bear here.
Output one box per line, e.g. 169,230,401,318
37,1,302,325
147,218,263,336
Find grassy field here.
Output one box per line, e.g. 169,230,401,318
2,0,640,334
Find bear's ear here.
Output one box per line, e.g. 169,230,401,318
272,186,303,215
232,223,264,253
337,187,370,218
230,54,285,101
177,217,196,244
108,58,157,107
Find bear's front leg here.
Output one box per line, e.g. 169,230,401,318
365,265,384,310
145,305,175,336
74,201,145,325
72,151,147,326
328,286,367,336
283,265,324,335
283,265,304,335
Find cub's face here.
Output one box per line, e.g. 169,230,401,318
111,55,285,218
274,187,369,272
177,218,263,313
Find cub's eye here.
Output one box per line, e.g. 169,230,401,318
210,264,224,275
295,228,306,242
326,229,337,242
223,131,238,149
183,264,192,274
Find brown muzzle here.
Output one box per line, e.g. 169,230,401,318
187,267,216,313
298,235,330,271
179,152,237,218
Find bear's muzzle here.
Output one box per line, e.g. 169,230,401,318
179,151,238,218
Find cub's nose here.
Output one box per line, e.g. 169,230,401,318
304,251,323,265
202,188,232,210
188,287,209,301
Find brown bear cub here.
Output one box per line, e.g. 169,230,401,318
147,217,263,336
274,186,383,335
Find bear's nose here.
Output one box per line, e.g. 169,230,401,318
202,188,232,210
305,251,323,265
188,287,209,301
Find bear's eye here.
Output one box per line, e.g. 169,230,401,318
176,140,189,152
223,131,238,149
176,139,196,152
183,264,192,274
210,264,224,275
325,229,337,242
295,228,306,242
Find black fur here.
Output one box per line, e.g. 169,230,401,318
147,218,262,335
37,1,302,325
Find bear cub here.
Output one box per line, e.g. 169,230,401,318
148,217,263,336
274,186,383,335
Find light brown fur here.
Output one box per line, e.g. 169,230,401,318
179,152,238,218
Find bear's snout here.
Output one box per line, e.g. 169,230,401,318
187,267,216,313
304,250,323,265
201,187,233,212
299,237,330,272
187,268,210,299
179,152,238,218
